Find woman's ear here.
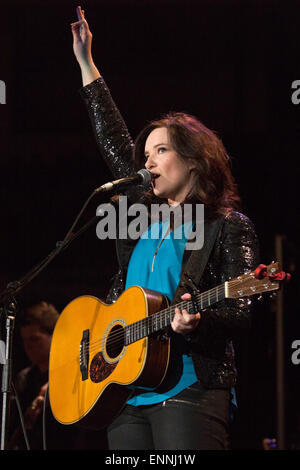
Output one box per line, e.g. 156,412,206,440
188,159,197,171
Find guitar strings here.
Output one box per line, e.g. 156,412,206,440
78,300,187,359
83,276,256,355
77,274,269,359
52,274,273,370
54,273,275,370
77,295,202,360
82,284,225,355
80,281,232,356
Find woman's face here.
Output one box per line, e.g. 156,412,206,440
144,127,194,206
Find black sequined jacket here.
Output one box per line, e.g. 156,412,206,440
79,78,260,389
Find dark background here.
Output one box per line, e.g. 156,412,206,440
0,0,299,450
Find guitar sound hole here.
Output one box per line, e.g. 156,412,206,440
106,324,124,359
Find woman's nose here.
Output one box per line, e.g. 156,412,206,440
145,153,155,169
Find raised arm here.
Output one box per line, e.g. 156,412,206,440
71,6,100,87
71,6,134,180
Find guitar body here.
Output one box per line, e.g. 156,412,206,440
49,286,169,429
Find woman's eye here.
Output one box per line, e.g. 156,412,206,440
158,147,167,153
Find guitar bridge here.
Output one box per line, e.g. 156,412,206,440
80,329,89,381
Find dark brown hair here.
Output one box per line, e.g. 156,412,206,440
19,301,59,335
134,112,241,217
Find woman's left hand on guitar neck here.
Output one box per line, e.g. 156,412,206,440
171,293,201,336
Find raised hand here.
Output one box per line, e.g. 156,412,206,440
71,6,100,85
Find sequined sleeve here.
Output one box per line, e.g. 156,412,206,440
190,211,260,343
79,77,135,179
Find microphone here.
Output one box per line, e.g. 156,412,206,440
95,169,152,193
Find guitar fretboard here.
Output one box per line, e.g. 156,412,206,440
124,283,226,345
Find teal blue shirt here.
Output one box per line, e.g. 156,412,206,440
125,221,198,406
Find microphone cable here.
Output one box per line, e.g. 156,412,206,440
11,382,30,450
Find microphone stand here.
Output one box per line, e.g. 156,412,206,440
0,302,17,451
0,204,100,450
0,172,147,449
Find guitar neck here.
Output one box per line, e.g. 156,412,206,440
124,283,226,345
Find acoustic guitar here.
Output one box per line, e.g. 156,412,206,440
49,262,284,429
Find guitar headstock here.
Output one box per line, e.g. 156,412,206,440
226,262,287,299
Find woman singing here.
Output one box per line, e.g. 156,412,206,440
70,6,259,450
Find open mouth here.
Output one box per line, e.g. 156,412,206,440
151,174,160,187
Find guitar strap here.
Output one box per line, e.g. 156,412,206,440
171,214,225,305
